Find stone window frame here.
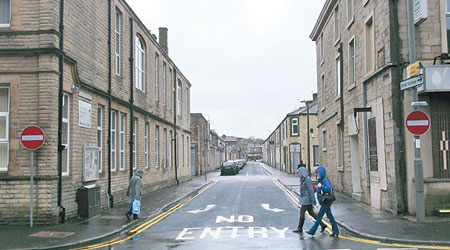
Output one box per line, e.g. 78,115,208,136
348,35,356,91
155,125,159,168
168,68,172,109
177,79,182,116
364,12,375,76
110,110,117,172
0,86,10,171
62,93,70,176
334,4,341,45
133,117,137,170
162,62,167,107
322,128,327,152
144,122,149,169
186,136,189,168
97,105,103,173
321,73,326,112
181,134,185,167
169,130,173,168
346,0,355,29
444,0,450,53
155,53,159,101
291,117,299,136
320,33,324,66
336,120,344,171
135,34,146,92
114,9,122,76
163,128,167,169
0,0,11,27
119,112,126,171
335,53,341,99
313,145,320,166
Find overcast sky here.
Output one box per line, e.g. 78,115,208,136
126,0,325,139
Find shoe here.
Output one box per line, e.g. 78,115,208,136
305,231,314,236
133,215,140,220
330,232,339,237
320,225,327,233
125,212,131,220
292,228,302,233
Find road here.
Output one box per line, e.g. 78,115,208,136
86,162,424,250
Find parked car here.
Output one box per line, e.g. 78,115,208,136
236,159,246,169
221,161,239,175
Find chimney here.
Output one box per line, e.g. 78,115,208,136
312,93,318,101
159,27,168,54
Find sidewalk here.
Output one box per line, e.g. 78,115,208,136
0,172,220,250
259,163,450,246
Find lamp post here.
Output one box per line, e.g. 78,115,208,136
302,99,312,176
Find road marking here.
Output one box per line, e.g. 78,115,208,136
261,203,285,213
187,204,216,214
72,180,217,250
249,227,268,238
378,248,418,250
216,215,254,223
175,226,289,240
272,178,450,250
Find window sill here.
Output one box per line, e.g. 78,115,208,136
334,95,341,102
321,107,326,112
347,83,356,91
0,24,11,28
346,18,355,30
334,37,341,47
337,166,344,172
322,148,327,152
321,60,325,67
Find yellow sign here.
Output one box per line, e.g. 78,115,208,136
406,61,420,78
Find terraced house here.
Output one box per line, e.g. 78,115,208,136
0,0,192,224
311,0,450,217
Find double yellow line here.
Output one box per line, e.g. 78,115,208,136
72,180,217,250
272,178,450,250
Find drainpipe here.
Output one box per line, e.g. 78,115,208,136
173,70,179,185
363,80,370,187
107,0,114,208
129,18,134,179
57,0,66,223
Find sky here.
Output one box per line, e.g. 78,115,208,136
126,0,325,139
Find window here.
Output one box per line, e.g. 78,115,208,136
155,125,159,168
177,80,182,116
368,117,378,171
320,33,324,63
168,68,172,109
348,37,355,87
163,128,167,168
119,113,126,171
186,136,189,167
334,6,340,42
133,118,137,170
145,122,149,169
155,53,159,100
182,135,185,167
135,35,145,91
111,110,117,171
186,87,190,118
321,74,325,108
336,54,341,98
447,0,450,52
365,16,375,74
337,123,344,168
313,145,319,165
97,105,103,173
0,0,11,27
322,129,327,152
169,130,173,168
291,118,299,136
0,87,9,171
62,93,70,176
115,10,122,75
163,62,166,107
346,0,354,24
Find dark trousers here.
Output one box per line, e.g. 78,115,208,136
298,205,326,229
127,204,139,219
308,203,339,235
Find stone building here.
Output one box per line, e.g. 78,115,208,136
209,130,225,170
190,113,208,175
0,0,192,224
263,96,319,175
310,0,450,216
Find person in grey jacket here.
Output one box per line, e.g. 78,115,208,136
125,169,143,220
293,166,327,233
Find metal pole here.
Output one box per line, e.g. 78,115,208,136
407,0,424,222
306,101,311,175
30,150,34,228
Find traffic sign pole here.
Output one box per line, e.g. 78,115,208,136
30,150,34,228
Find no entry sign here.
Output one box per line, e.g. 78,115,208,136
406,111,430,136
20,126,45,150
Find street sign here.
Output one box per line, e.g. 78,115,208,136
406,61,421,78
406,111,430,136
400,75,423,91
20,126,45,150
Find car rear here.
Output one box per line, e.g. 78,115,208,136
221,161,238,175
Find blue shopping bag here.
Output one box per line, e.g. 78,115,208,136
132,200,141,214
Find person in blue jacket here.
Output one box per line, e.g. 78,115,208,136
306,166,339,237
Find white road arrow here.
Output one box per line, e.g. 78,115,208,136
187,204,216,214
261,204,284,213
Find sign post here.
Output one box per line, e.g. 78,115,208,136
20,126,45,228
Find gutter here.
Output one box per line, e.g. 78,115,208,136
57,0,66,223
129,18,135,179
107,0,114,208
173,69,179,185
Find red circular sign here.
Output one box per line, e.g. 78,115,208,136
406,111,430,136
20,126,45,150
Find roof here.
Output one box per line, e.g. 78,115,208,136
222,136,238,142
310,0,337,41
287,100,318,116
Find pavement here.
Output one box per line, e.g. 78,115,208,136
0,172,221,250
258,162,450,246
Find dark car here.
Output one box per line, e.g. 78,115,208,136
221,161,239,175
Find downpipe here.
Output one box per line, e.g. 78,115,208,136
107,0,114,207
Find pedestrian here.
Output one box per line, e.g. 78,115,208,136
125,169,143,220
292,166,327,233
306,166,339,237
298,160,306,169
